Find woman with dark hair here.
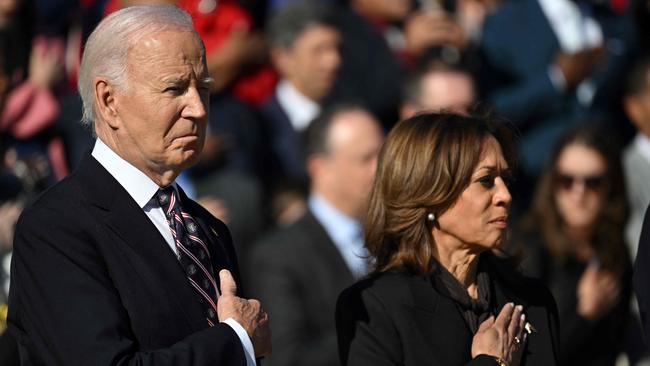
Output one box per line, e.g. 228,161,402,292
518,125,631,366
336,112,559,366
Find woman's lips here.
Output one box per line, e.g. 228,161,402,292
489,216,508,229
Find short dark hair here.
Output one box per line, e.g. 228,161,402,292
267,2,338,49
625,56,650,96
366,111,518,275
304,104,368,158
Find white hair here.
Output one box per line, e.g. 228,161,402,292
78,5,200,128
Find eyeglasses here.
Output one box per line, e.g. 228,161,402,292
555,173,607,191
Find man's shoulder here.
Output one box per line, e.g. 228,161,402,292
255,211,327,249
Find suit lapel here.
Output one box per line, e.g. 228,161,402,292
77,155,207,331
303,211,356,284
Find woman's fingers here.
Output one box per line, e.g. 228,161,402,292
508,305,523,340
493,302,515,330
477,315,495,333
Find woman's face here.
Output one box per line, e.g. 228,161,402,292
554,143,607,230
433,137,512,252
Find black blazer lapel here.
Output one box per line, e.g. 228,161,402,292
76,155,208,331
409,276,474,365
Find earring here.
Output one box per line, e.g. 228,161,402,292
427,213,436,222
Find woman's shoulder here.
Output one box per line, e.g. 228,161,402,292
338,270,428,309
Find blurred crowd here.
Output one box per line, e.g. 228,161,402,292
1,0,650,365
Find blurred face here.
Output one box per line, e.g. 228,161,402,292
353,0,413,22
418,71,475,114
625,85,650,138
554,143,607,230
433,137,512,252
274,25,340,101
318,110,383,219
111,30,210,180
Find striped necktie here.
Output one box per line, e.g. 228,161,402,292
156,186,219,327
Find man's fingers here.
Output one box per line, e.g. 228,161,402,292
219,269,237,297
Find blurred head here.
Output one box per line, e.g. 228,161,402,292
351,0,413,22
401,63,475,118
366,112,517,274
305,105,384,220
624,57,650,138
528,125,628,264
268,3,340,102
80,5,211,184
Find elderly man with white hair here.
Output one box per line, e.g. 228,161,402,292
6,5,270,365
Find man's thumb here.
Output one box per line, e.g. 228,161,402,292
219,269,237,297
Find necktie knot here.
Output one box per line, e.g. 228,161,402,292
156,186,176,213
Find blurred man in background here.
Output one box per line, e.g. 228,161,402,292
248,105,383,366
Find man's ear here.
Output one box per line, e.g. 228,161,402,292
94,78,120,129
270,47,292,77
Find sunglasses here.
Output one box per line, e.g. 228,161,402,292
555,173,607,191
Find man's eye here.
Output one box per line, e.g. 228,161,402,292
164,86,184,94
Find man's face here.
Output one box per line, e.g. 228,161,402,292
320,110,383,219
112,30,210,177
275,24,340,101
419,71,475,114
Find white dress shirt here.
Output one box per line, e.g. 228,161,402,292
275,80,321,132
91,138,256,366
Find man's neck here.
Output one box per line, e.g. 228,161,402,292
96,131,178,187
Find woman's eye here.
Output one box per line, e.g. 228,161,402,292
479,175,495,188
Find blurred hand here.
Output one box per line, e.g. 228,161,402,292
0,200,23,251
217,270,271,357
404,10,467,57
554,46,605,89
197,196,230,224
577,263,621,321
28,37,64,90
471,303,525,364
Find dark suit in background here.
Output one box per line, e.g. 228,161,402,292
8,155,247,365
248,210,354,366
479,0,636,176
634,205,650,345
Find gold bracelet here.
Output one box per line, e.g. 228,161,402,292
492,356,508,366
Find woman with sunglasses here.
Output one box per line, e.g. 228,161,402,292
518,125,631,366
336,112,559,366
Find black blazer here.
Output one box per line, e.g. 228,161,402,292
8,154,247,365
247,210,355,366
337,253,560,366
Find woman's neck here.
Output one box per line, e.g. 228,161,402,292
435,244,481,299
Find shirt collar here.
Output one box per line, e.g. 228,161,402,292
634,133,650,164
91,138,166,208
276,80,321,132
308,193,362,246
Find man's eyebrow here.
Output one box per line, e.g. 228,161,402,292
200,77,215,86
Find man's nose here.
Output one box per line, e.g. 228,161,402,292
183,87,207,119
